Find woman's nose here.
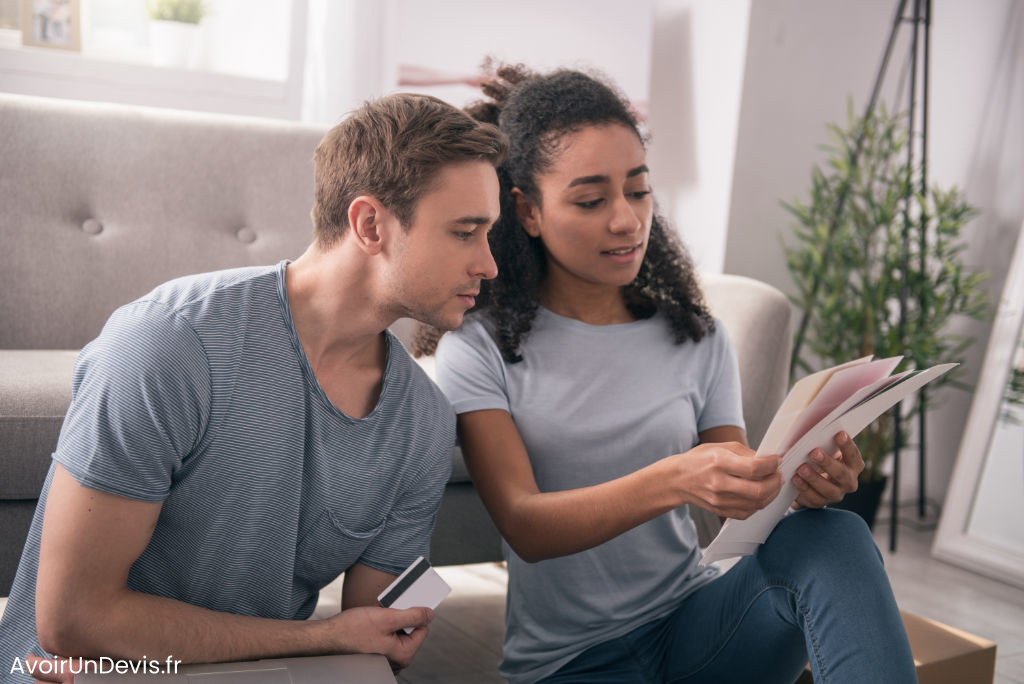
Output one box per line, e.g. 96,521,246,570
609,195,642,234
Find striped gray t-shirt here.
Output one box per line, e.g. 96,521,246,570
0,262,454,680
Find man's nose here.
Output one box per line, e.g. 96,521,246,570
473,240,498,280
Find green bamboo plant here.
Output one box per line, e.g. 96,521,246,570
147,0,208,24
784,102,988,483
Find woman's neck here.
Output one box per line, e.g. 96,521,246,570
538,275,634,325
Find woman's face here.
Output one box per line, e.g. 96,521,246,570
519,123,653,293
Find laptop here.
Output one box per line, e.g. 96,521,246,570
75,654,396,683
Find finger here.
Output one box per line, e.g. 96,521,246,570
721,452,781,480
811,447,858,492
25,655,72,683
708,471,784,518
835,431,865,472
391,623,430,671
794,463,844,504
791,474,830,509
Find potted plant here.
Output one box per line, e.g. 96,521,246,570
783,102,988,527
147,0,208,69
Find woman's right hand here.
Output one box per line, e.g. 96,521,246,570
669,441,783,520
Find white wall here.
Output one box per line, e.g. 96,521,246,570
387,0,653,107
725,0,1024,506
301,0,749,274
648,0,750,273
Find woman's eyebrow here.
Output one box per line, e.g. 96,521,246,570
626,164,650,178
566,165,650,188
567,174,608,188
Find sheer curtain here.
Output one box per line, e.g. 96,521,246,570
301,0,396,125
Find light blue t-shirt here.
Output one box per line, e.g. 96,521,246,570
435,307,744,684
0,262,454,683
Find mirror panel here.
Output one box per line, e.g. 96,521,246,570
934,223,1024,589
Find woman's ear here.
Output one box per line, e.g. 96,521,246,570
512,188,541,238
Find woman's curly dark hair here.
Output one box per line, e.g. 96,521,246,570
413,63,713,362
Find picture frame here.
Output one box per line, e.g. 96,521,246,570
933,220,1024,590
20,0,80,51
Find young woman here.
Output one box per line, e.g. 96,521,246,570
419,65,915,684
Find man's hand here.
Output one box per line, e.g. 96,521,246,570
324,605,433,671
23,654,77,683
791,431,864,509
674,441,783,519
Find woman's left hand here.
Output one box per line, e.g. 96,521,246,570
790,431,864,509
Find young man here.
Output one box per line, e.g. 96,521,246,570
0,93,506,683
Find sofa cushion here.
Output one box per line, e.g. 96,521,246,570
0,350,77,498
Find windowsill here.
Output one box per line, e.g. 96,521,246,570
0,42,301,120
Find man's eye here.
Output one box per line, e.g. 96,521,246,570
454,231,474,240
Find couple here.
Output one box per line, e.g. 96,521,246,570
0,65,915,684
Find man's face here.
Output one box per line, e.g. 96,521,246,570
384,161,500,330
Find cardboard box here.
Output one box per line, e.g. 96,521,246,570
795,611,996,684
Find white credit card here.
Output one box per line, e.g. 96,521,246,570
377,556,451,633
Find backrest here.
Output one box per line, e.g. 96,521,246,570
700,272,792,448
0,94,326,349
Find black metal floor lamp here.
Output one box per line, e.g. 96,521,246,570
789,0,933,552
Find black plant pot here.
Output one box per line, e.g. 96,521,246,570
830,476,888,529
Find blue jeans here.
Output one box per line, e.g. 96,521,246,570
539,508,915,683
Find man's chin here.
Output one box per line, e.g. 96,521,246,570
408,310,466,333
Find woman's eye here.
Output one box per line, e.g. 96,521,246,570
629,190,652,200
574,198,604,209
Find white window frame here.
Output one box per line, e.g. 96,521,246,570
0,0,308,120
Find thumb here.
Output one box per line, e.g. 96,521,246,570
389,606,434,630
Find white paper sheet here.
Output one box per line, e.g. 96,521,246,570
700,362,957,565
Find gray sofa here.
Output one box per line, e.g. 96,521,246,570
0,93,792,596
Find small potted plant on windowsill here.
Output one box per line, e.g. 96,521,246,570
147,0,208,69
783,102,988,528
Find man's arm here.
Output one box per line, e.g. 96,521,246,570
35,464,431,665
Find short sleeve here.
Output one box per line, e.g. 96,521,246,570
54,300,212,502
434,318,511,415
696,323,746,434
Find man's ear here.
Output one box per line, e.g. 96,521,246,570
348,196,388,255
512,188,541,238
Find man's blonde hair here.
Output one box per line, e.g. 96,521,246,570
312,93,508,247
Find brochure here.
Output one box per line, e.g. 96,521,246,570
700,357,957,565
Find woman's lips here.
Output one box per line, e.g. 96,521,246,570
601,244,642,264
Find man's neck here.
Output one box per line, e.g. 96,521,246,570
284,242,392,374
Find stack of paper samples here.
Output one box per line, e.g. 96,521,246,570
700,356,956,565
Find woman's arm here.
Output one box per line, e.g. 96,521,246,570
457,410,782,562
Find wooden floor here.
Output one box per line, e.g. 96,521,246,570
3,521,1022,682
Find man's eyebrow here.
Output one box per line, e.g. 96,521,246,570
452,216,495,226
567,165,650,188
